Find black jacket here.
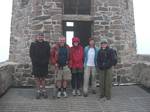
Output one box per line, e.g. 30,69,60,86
30,41,50,66
97,47,114,70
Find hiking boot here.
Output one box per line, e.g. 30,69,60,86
42,91,48,99
36,91,41,99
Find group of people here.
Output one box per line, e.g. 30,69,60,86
29,33,117,100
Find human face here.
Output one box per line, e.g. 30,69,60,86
89,40,95,47
101,42,108,49
59,38,66,46
74,42,79,46
36,35,44,42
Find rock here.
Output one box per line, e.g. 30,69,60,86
32,16,51,21
30,24,43,30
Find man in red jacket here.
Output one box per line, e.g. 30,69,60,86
69,37,84,96
50,37,70,98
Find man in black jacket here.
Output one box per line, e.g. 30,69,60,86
97,39,116,100
30,33,50,99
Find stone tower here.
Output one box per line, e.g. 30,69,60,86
9,0,137,86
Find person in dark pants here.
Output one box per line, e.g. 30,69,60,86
97,39,116,100
69,37,84,96
30,33,50,99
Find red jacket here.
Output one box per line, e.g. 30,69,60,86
50,44,70,66
69,45,84,69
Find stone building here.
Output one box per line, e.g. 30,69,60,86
10,0,137,63
8,0,137,86
1,0,150,91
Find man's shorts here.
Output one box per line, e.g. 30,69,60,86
56,66,71,81
32,64,48,78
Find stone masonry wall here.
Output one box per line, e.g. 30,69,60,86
10,0,63,64
131,55,150,88
12,63,55,87
0,62,16,96
93,0,136,83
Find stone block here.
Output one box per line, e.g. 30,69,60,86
132,62,150,88
0,62,16,96
32,16,50,21
30,24,43,30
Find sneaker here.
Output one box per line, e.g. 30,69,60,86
63,91,68,98
106,97,111,100
100,95,105,99
83,92,88,97
36,91,41,99
92,90,96,94
57,91,61,98
72,90,76,96
99,97,106,102
77,90,81,96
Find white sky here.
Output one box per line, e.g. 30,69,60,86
0,1,12,62
133,0,150,54
0,0,150,62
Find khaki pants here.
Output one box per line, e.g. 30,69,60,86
56,66,71,81
83,66,97,94
99,68,112,99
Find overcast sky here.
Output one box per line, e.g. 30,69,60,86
0,1,12,62
133,0,150,55
0,0,150,62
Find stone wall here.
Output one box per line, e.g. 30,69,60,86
136,55,150,63
131,55,150,88
93,0,136,83
12,63,56,87
0,62,16,96
0,62,60,88
1,55,149,88
10,0,63,64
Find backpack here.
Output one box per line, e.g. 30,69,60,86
111,48,118,66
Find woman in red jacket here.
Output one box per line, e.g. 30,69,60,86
69,37,84,96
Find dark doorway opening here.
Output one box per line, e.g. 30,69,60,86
63,21,92,47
